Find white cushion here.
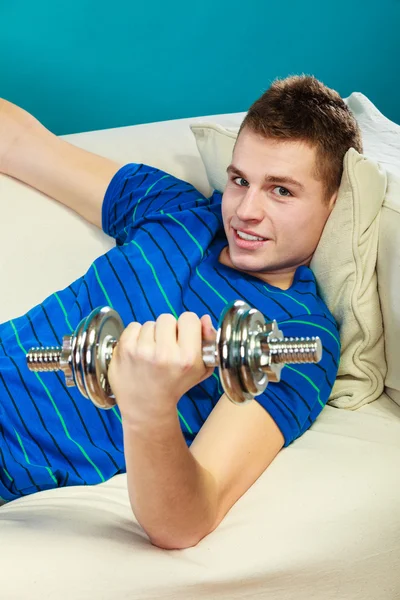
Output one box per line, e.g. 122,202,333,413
1,396,400,600
189,122,238,193
345,92,400,178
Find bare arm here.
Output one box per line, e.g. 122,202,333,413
107,312,285,550
0,99,121,228
122,394,284,550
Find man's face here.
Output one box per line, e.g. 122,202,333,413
220,127,337,289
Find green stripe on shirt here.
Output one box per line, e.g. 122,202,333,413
263,284,311,315
284,364,325,408
132,175,171,222
9,320,106,483
131,240,178,318
13,427,58,484
278,319,340,349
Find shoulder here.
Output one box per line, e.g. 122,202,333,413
276,266,340,366
273,265,337,326
262,267,340,383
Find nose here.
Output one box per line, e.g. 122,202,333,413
236,188,264,222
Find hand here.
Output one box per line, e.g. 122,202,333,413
107,312,217,424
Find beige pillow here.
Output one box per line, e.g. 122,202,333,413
376,170,400,408
190,123,239,192
190,123,387,410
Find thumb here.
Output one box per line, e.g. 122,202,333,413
199,315,217,381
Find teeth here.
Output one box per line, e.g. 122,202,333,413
237,230,266,241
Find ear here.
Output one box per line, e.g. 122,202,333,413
327,188,339,213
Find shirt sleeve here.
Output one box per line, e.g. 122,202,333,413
254,313,341,447
102,163,207,244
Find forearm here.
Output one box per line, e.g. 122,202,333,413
0,99,121,228
122,410,219,550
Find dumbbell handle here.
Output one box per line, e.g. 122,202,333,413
26,301,322,408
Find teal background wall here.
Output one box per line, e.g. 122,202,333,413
1,1,399,135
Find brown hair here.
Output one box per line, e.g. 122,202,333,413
238,74,363,201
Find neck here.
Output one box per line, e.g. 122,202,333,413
218,246,296,290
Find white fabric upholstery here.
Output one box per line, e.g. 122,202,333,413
1,398,400,600
1,97,400,599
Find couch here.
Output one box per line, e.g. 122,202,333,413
0,93,400,600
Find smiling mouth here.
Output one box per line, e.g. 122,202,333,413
235,229,267,241
233,229,270,248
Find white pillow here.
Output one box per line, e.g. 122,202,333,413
189,123,238,193
190,124,387,410
345,92,400,178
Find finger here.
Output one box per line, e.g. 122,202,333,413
200,314,217,341
177,312,202,363
136,321,156,356
114,321,141,359
155,314,178,354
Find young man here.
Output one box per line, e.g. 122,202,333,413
0,75,362,549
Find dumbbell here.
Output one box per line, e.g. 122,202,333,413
26,300,322,409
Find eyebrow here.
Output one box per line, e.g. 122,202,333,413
226,164,305,192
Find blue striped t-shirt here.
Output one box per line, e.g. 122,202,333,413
0,163,340,503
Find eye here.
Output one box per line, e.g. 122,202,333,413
232,176,249,187
273,186,292,197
